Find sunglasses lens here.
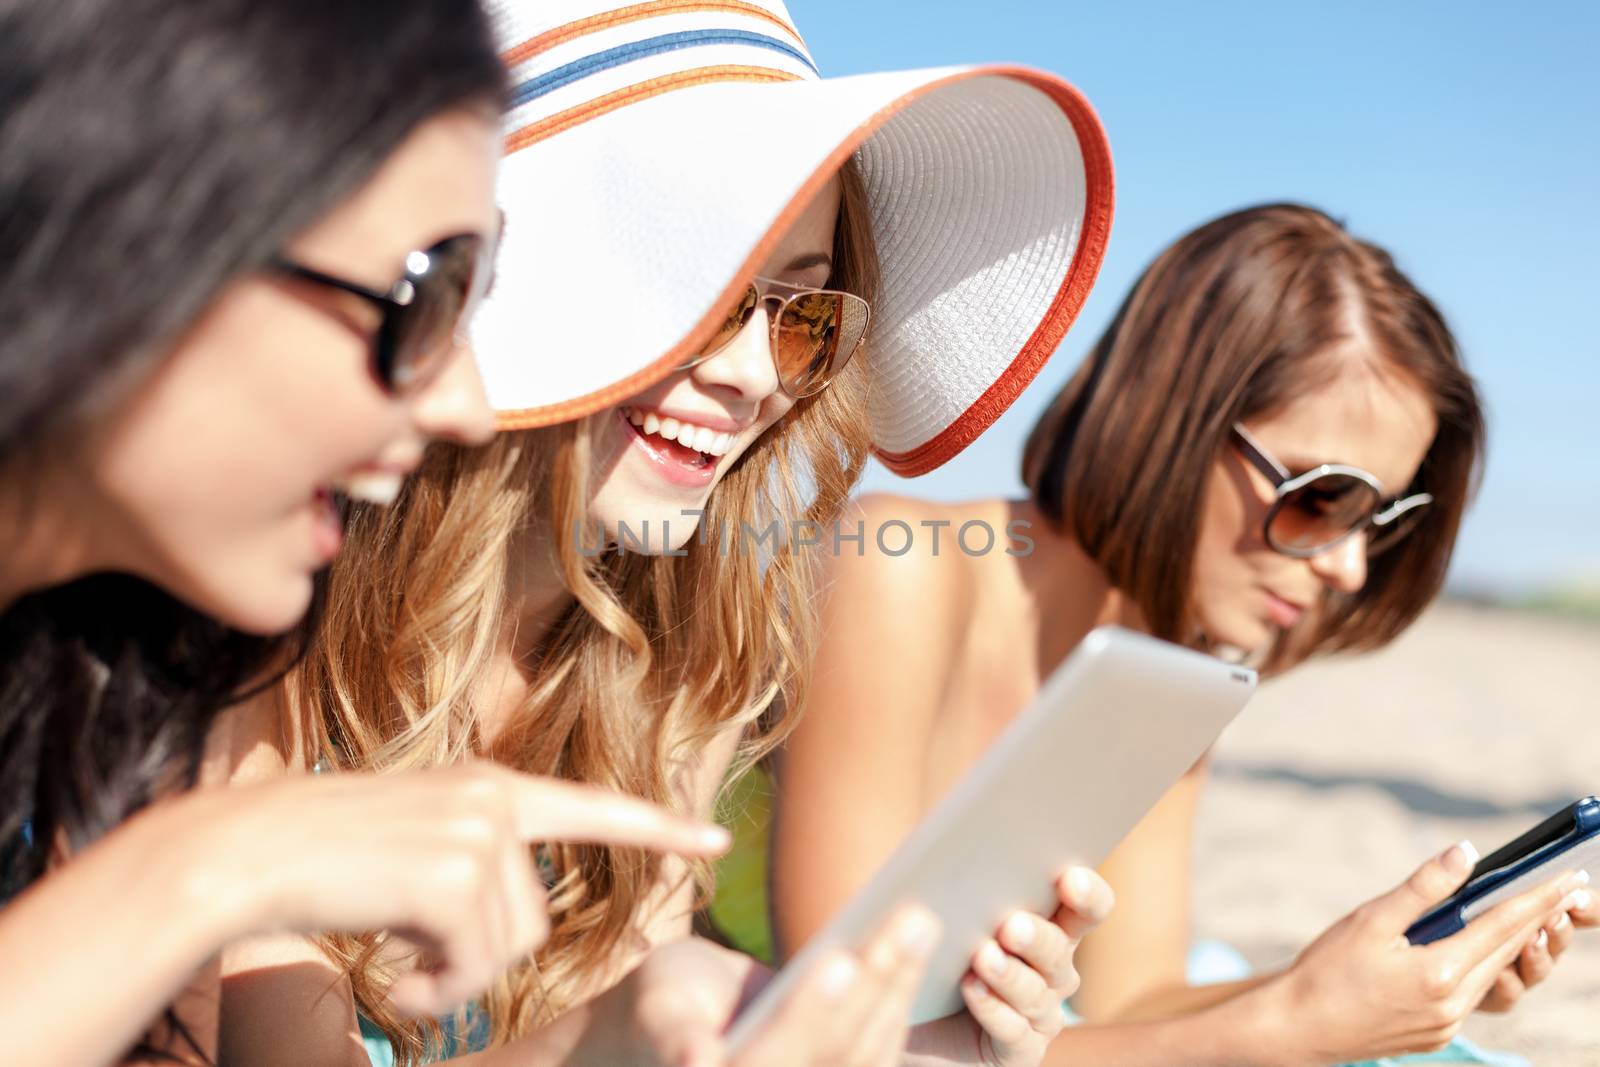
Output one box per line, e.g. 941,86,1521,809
382,235,482,392
774,290,869,397
703,284,760,359
1267,473,1381,555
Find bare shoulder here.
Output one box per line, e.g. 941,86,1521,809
215,684,307,786
804,494,1022,738
824,493,979,622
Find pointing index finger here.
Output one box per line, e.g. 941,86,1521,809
509,775,731,855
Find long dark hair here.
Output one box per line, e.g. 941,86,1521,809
1023,203,1485,674
0,0,505,895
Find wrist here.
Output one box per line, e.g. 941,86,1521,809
566,973,640,1067
152,790,276,946
1219,972,1308,1067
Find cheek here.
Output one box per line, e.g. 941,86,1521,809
86,286,402,628
723,396,795,469
1190,462,1269,603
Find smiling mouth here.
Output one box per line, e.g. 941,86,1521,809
620,406,737,470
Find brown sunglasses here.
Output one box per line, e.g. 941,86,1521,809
679,276,870,398
1231,423,1433,558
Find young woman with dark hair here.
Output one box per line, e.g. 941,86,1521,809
0,3,728,1063
767,203,1596,1066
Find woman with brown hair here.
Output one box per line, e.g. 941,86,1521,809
769,203,1597,1065
217,2,1121,1064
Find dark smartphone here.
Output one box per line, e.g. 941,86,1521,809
1407,796,1600,945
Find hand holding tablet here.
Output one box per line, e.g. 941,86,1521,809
727,627,1258,1049
588,905,942,1067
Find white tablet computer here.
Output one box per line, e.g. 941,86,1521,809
726,626,1256,1046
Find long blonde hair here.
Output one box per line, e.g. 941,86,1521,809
295,159,880,1062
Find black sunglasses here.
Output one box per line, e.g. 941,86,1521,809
271,230,495,394
1231,423,1433,559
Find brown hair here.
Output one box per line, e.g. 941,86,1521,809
1022,202,1484,673
296,159,880,1062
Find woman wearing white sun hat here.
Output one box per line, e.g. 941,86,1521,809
218,1,1117,1065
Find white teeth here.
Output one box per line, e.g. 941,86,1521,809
339,472,403,507
626,407,738,456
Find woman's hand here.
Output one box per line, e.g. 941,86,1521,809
176,761,730,1017
906,865,1116,1067
1252,841,1591,1065
1476,879,1596,1012
579,905,941,1067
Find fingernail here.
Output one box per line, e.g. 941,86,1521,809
1005,912,1034,948
1562,869,1591,893
1568,888,1593,913
700,825,732,850
1067,867,1094,902
1534,928,1549,950
898,906,941,956
819,953,858,998
981,941,1009,977
1444,840,1478,876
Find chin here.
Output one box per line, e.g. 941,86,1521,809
1203,612,1275,656
595,509,707,555
192,571,316,636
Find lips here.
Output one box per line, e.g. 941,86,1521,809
310,487,343,562
1264,589,1307,629
617,408,732,489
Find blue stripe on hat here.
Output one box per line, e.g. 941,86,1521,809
510,28,817,108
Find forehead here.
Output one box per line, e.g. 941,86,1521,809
1248,354,1438,493
288,109,501,270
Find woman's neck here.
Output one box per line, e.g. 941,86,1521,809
0,478,103,611
504,534,574,656
1009,498,1148,673
479,517,578,745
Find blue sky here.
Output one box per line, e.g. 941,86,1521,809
794,1,1599,594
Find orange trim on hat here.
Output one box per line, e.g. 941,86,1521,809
506,65,800,153
500,0,802,66
493,66,1114,438
874,74,1114,477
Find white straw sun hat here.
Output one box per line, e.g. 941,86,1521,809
476,0,1113,476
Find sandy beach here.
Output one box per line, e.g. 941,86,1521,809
1194,601,1600,1065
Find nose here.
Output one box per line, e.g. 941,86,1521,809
1307,530,1368,594
408,341,496,447
689,305,781,404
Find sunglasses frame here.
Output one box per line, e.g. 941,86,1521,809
1230,422,1433,559
678,275,870,398
271,229,495,395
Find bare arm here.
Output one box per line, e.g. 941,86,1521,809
1026,759,1296,1065
216,678,749,1067
217,689,374,1067
0,805,252,1067
1068,760,1215,1022
769,497,967,956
